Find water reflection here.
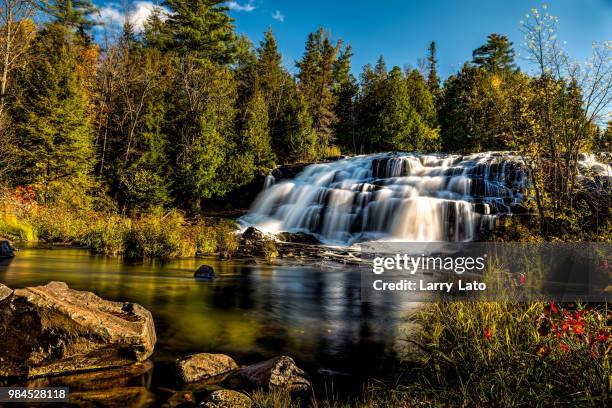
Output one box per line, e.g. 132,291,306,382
0,248,413,393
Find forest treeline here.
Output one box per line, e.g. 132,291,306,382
0,0,610,229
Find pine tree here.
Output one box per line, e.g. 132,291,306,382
165,0,236,64
296,28,341,150
242,91,274,171
42,0,98,38
379,66,439,151
472,33,517,72
256,27,292,145
426,41,441,98
278,92,317,162
13,24,94,200
333,45,358,152
406,69,437,128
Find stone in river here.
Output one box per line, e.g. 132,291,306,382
0,281,156,378
200,389,251,408
176,353,239,383
194,265,216,280
233,356,311,391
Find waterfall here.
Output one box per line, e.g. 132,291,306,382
238,152,607,245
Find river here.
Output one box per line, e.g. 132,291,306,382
0,246,415,401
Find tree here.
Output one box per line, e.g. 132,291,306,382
165,0,236,64
439,63,513,152
332,44,358,152
166,59,241,209
379,66,439,151
256,27,293,149
241,91,274,172
296,28,342,150
426,41,441,99
41,0,98,38
472,33,517,72
355,58,388,152
513,5,611,237
277,92,317,162
13,24,95,200
0,0,35,115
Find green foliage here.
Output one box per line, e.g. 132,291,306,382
42,0,98,37
296,28,344,148
277,93,317,162
472,33,517,72
241,91,275,172
426,41,441,99
12,24,95,200
407,302,610,406
165,0,236,64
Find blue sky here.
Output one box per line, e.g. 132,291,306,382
97,0,612,79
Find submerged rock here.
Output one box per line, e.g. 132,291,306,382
233,356,310,391
176,353,239,383
0,239,14,258
194,265,216,280
200,389,251,408
0,281,156,378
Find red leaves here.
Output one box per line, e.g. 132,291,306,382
484,328,493,340
535,303,609,359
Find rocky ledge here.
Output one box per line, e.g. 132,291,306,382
0,281,156,378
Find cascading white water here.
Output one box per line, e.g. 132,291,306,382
239,152,531,245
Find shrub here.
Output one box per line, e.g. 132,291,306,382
86,215,129,256
124,210,196,259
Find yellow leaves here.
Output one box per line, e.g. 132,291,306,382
490,74,502,90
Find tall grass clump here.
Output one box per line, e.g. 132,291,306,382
405,301,611,407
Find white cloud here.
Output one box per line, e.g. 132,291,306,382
97,2,169,32
272,10,284,22
226,1,255,12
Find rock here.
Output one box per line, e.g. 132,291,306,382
238,227,268,257
234,356,310,391
0,281,156,378
277,232,321,245
0,239,14,258
177,353,239,383
194,265,216,280
200,389,251,408
0,283,12,303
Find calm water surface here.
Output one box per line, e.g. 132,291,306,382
0,247,416,401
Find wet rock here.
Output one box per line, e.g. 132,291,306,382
0,283,12,303
234,356,310,391
200,389,251,408
177,353,239,383
0,239,14,258
0,281,156,378
277,232,321,245
194,265,216,280
238,227,266,256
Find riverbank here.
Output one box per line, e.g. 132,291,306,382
1,274,609,407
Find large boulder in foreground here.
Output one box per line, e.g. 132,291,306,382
200,389,251,408
0,239,14,258
176,353,239,383
0,281,156,378
234,356,310,391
